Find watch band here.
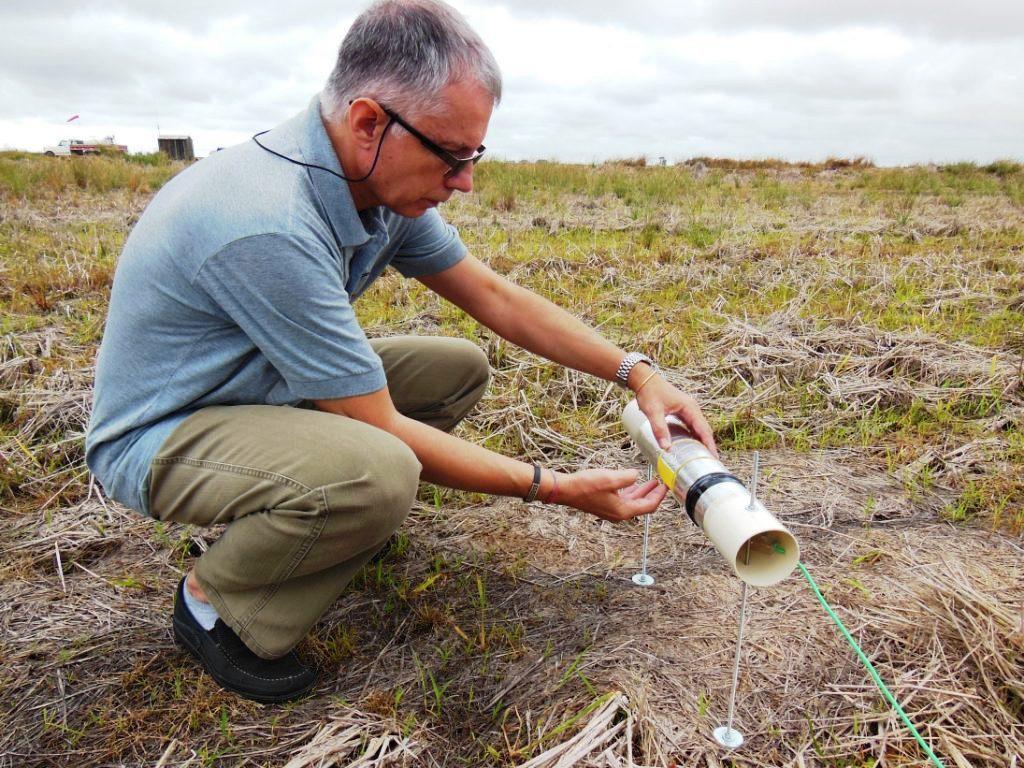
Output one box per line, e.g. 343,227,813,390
616,352,655,387
523,463,542,503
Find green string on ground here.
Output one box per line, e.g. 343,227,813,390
794,560,945,768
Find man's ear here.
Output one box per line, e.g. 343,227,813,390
347,98,388,151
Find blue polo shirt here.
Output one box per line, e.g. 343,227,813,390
85,95,467,515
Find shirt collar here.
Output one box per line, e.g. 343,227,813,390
265,94,385,248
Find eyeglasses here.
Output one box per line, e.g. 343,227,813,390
381,106,485,178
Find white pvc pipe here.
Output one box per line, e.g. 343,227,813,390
622,400,799,587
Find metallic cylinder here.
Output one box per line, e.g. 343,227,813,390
622,400,799,586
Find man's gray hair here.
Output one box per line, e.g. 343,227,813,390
322,0,502,122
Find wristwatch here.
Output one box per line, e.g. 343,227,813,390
616,352,655,387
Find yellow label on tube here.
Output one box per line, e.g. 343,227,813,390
656,455,676,490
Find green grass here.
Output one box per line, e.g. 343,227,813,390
1,154,1022,766
3,154,1022,529
0,150,183,200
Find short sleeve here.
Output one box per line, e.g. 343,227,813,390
196,233,386,400
390,208,467,278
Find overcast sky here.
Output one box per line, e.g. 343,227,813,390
1,1,1021,164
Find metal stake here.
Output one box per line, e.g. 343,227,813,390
714,451,760,749
632,463,655,586
746,451,760,511
714,577,748,749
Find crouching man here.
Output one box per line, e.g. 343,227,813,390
86,0,716,703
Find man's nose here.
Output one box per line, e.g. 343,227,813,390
445,163,474,193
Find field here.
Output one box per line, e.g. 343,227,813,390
1,152,1023,767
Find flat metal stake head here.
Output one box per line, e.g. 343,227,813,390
631,573,655,586
713,726,744,749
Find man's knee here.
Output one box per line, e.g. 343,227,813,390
317,428,420,540
453,338,490,386
368,434,421,537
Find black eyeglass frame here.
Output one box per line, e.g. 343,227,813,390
380,105,486,178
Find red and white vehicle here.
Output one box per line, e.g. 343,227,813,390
43,136,128,156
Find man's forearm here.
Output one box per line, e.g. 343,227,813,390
480,280,636,383
419,255,653,387
314,392,550,500
393,413,537,494
315,391,663,521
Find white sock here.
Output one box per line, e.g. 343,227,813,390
183,581,220,631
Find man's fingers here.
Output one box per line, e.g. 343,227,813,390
684,414,717,458
652,415,671,450
639,477,666,500
693,416,719,458
639,403,669,449
620,491,665,519
608,468,641,489
672,405,718,459
644,481,668,503
617,481,667,518
588,478,667,522
618,476,661,500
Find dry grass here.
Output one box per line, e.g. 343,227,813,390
1,157,1023,766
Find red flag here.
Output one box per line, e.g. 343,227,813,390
66,114,80,123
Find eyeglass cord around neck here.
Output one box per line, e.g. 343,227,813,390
251,119,392,183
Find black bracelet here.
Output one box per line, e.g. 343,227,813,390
523,463,542,503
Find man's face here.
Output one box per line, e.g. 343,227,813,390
366,79,493,217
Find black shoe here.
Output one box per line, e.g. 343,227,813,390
172,578,316,703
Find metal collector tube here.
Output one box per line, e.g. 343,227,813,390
622,400,799,586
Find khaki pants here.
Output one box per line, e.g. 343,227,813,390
148,337,489,658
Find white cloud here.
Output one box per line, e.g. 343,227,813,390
487,0,1024,40
0,0,1021,163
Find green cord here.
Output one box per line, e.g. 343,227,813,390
796,561,945,768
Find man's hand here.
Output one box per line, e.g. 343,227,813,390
631,369,718,458
556,469,667,522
